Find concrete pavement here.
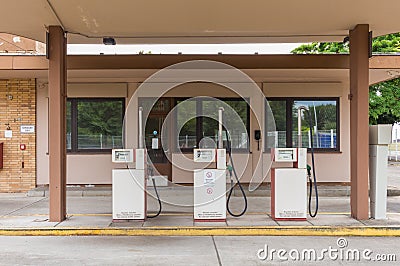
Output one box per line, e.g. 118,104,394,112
1,193,400,235
0,236,399,265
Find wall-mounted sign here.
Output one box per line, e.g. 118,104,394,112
20,125,35,134
5,130,12,138
152,138,159,149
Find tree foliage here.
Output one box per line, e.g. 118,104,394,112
369,79,400,124
77,101,123,137
291,33,400,55
291,33,400,124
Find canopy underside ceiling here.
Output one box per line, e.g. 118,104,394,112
1,0,400,44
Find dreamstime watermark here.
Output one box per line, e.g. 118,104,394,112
257,237,397,262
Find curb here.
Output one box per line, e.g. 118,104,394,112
0,226,399,237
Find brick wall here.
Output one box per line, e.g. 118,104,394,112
0,79,36,192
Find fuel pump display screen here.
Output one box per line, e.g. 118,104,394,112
193,149,216,163
112,149,134,163
274,148,297,162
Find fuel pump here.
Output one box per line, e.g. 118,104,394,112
193,107,227,222
111,107,147,221
193,107,248,221
270,106,319,221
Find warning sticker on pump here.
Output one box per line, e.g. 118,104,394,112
204,171,216,186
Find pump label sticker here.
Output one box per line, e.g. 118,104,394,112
115,211,143,219
204,171,216,186
279,210,305,218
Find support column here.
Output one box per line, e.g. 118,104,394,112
48,26,67,222
349,24,370,220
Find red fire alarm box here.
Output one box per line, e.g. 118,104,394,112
0,142,3,169
20,144,26,151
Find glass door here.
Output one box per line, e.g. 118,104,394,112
141,98,172,181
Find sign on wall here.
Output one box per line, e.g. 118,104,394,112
20,125,35,134
4,130,12,138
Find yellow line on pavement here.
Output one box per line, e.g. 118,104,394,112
0,226,399,237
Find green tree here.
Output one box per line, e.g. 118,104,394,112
77,101,123,147
292,33,400,124
369,79,400,124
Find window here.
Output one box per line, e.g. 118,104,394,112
267,98,339,151
67,98,125,152
176,98,250,151
176,99,197,149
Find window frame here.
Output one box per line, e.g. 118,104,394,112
67,97,125,153
174,97,251,153
266,97,340,152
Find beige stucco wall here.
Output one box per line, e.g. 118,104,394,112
36,81,350,185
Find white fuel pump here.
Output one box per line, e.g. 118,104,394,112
271,106,319,221
193,107,227,222
271,147,308,221
112,107,147,221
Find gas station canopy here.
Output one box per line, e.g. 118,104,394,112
2,0,400,44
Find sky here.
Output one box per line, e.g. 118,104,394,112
67,43,301,55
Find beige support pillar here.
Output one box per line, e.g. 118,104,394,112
349,24,370,220
48,26,67,222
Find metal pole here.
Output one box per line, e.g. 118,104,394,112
297,106,309,148
313,101,319,148
396,128,398,161
218,107,224,149
138,107,143,149
298,108,302,148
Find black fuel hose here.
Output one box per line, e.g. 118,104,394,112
307,113,319,218
147,173,162,219
226,131,248,217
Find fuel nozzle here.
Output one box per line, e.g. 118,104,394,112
227,165,233,177
307,164,312,177
147,165,155,178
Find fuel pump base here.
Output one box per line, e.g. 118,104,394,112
112,169,146,221
271,148,308,221
271,168,307,221
194,169,226,222
112,148,147,221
